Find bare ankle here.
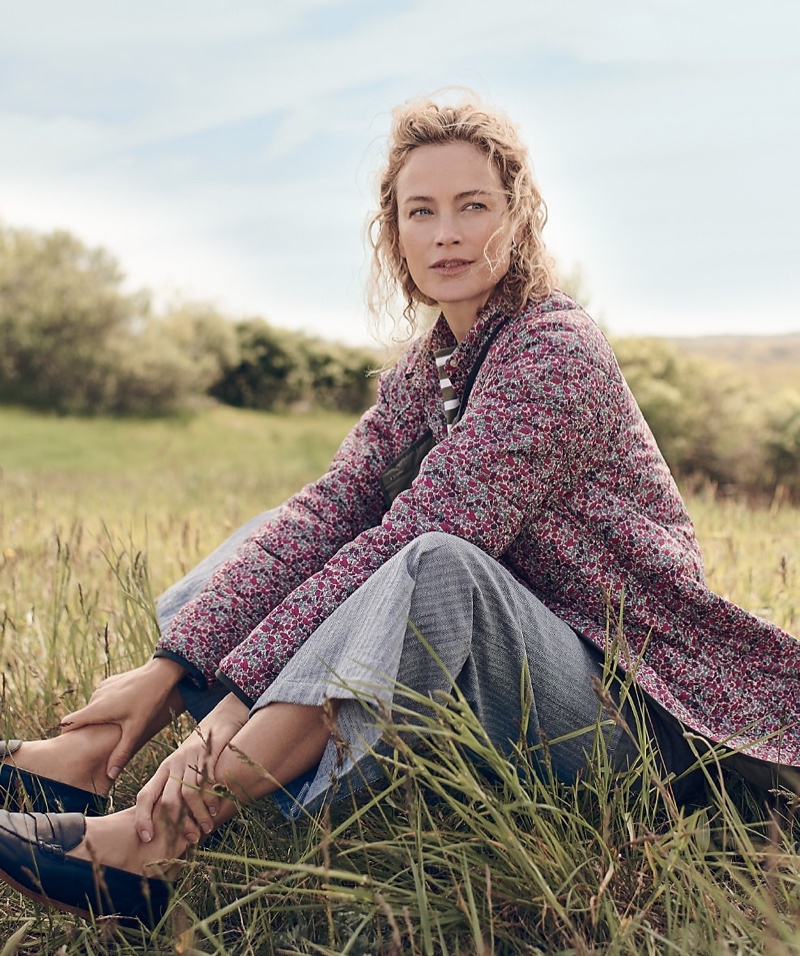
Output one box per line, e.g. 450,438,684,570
76,812,184,877
4,725,123,795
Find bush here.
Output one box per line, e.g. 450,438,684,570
294,335,377,413
0,225,222,415
209,318,307,410
156,301,240,390
612,336,769,494
210,319,377,413
0,225,144,412
763,389,800,499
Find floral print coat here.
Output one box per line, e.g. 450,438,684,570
156,290,800,766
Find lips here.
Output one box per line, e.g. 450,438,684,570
431,259,473,276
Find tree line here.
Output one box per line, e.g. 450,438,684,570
1,223,798,499
0,224,376,418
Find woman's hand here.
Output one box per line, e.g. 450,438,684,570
59,657,187,782
133,693,250,845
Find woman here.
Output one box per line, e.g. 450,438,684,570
1,95,799,925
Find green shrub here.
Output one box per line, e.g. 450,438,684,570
0,225,224,416
0,224,145,412
209,317,307,410
294,335,377,413
209,319,377,413
613,336,772,496
763,389,800,498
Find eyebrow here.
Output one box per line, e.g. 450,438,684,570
400,189,492,206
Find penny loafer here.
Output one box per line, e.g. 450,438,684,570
0,741,108,816
0,809,170,927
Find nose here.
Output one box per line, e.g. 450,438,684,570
435,212,460,246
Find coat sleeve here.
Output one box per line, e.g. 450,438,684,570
153,372,400,688
218,320,618,703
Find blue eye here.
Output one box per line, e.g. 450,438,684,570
410,208,432,217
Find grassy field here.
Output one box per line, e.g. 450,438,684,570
1,404,800,954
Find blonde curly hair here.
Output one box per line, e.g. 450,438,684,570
367,94,556,340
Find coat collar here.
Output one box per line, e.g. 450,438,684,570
427,288,514,394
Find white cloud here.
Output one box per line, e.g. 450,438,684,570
1,0,798,341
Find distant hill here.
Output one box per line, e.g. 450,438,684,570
667,333,800,390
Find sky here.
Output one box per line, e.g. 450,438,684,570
1,0,798,345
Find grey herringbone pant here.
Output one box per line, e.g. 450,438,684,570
254,532,641,815
159,520,691,817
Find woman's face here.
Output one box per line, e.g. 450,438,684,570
395,141,511,340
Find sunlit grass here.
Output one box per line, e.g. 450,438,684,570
689,489,799,635
1,405,799,954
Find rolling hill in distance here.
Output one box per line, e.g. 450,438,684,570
668,332,800,389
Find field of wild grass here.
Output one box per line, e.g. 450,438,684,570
1,404,800,954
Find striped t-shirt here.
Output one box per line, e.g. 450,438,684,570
434,346,459,432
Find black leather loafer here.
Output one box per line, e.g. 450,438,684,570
0,741,109,816
0,810,170,927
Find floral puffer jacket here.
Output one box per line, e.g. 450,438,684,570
156,290,800,766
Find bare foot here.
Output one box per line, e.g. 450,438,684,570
1,725,122,797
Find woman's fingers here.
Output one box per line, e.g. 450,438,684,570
179,730,223,834
134,739,223,844
59,699,106,731
134,763,171,843
60,697,141,780
60,673,134,728
105,734,137,782
60,661,187,784
132,696,249,846
178,772,217,839
135,761,199,844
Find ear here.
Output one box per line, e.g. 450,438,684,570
397,233,406,259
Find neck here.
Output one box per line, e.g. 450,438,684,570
441,300,486,343
439,287,500,343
